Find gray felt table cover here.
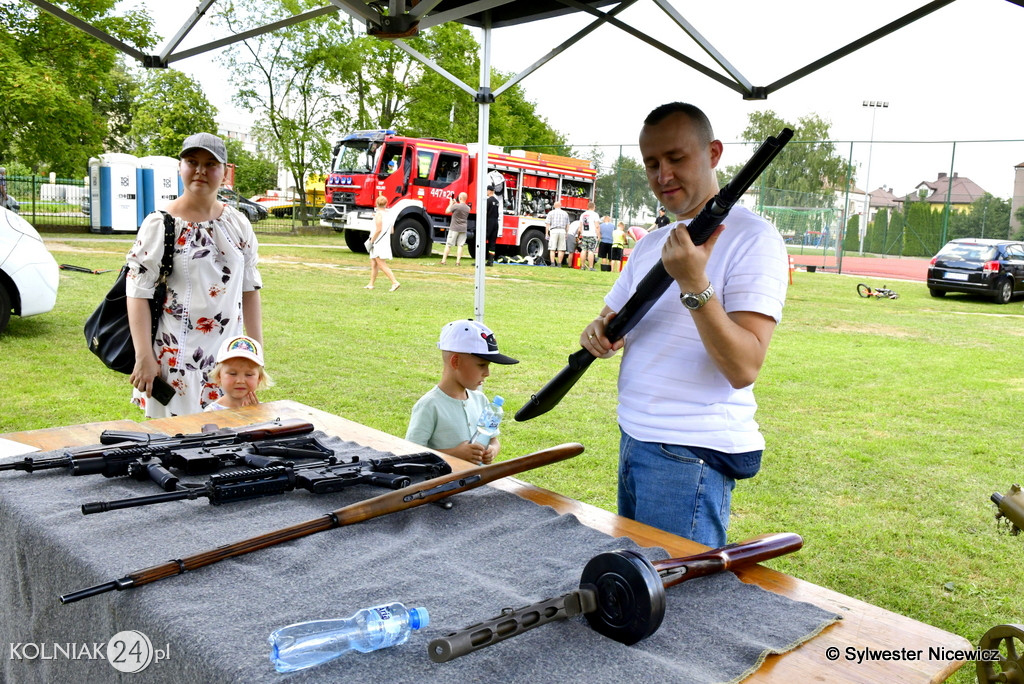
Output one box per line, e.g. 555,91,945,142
0,435,839,683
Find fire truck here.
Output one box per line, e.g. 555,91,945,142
319,130,596,259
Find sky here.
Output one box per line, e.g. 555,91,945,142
142,0,1024,200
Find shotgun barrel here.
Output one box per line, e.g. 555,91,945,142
515,128,794,422
60,442,584,604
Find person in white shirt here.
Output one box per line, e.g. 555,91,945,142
579,102,788,547
577,201,601,271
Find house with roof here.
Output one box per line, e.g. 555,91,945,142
906,171,987,212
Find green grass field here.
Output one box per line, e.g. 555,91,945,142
2,234,1021,682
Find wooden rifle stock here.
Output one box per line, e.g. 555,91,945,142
653,532,802,588
515,128,794,422
59,442,584,604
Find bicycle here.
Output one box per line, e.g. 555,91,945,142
857,283,899,300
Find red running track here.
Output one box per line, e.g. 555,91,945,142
791,255,930,282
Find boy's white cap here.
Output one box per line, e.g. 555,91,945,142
216,335,264,366
438,319,518,365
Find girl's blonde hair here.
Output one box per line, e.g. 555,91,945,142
208,360,274,390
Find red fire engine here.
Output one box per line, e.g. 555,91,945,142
319,130,596,259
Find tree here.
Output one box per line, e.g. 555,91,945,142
219,0,359,222
225,139,277,198
127,70,219,158
948,194,1011,240
725,111,847,211
0,0,155,175
595,155,653,222
343,22,568,152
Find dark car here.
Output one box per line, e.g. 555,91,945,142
218,188,268,223
927,238,1024,304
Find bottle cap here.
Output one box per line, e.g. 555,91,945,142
493,396,504,407
409,607,430,630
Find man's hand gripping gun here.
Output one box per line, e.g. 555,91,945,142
514,128,794,422
428,532,803,662
992,484,1024,534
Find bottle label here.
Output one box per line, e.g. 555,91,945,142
374,606,393,621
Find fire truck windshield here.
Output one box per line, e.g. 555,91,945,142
330,129,396,174
331,142,375,174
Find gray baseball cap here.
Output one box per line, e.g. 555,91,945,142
180,132,227,164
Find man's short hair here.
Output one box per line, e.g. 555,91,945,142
644,102,715,144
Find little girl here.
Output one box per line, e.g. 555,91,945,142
204,335,274,411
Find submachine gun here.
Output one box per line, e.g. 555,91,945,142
515,128,794,422
428,533,803,662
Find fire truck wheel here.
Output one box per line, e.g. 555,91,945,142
519,228,547,260
393,217,430,258
344,229,369,254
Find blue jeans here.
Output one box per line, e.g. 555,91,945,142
618,428,736,548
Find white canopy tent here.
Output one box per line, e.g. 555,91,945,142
20,0,1024,320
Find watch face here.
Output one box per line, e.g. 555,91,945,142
682,295,700,310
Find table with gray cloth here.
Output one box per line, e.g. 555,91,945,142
0,435,839,683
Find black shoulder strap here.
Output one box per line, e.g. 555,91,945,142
151,212,176,340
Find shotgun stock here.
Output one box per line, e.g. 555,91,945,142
60,442,584,604
515,128,794,422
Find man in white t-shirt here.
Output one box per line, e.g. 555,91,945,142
577,201,601,271
579,102,788,547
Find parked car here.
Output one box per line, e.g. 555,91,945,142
218,188,268,223
0,206,59,333
927,238,1024,304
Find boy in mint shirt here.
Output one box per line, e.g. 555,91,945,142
406,319,518,465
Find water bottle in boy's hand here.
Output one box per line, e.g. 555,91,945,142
269,601,429,672
472,396,504,446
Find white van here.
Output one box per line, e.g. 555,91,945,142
0,206,59,333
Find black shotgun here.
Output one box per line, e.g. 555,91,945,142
515,128,794,422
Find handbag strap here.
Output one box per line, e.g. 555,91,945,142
150,212,176,340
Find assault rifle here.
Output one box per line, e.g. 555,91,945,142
60,442,584,603
0,418,315,478
514,128,794,422
81,451,452,514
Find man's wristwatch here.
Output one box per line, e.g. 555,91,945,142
680,282,715,310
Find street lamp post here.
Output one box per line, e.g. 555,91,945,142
860,100,888,255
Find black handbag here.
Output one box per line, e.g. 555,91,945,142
84,212,176,374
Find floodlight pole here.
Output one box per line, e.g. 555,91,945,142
860,100,888,254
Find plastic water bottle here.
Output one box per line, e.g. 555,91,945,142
472,395,504,446
268,602,429,673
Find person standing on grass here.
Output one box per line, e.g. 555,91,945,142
578,201,601,271
365,195,400,291
545,200,570,267
580,102,788,547
441,192,470,266
598,215,615,271
126,132,263,418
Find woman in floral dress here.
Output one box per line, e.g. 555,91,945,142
125,133,263,417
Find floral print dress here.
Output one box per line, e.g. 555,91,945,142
126,206,262,417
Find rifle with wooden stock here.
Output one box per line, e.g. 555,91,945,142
514,128,794,422
428,532,803,662
59,442,584,604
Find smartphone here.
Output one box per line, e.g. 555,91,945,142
151,377,175,406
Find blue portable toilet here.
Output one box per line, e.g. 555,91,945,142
139,156,182,216
88,154,142,234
